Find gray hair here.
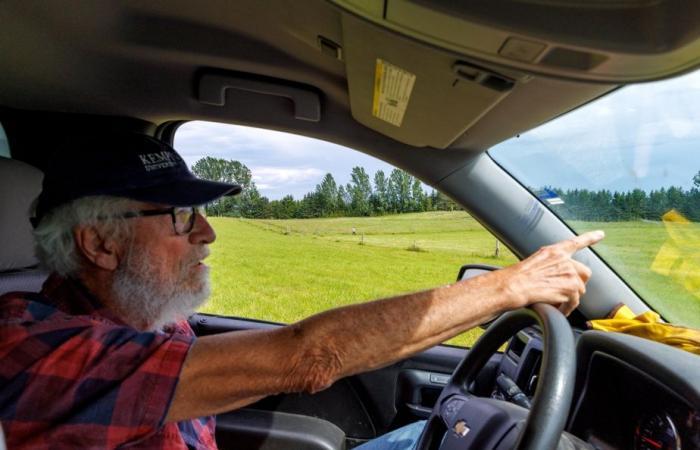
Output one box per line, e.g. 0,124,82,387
33,196,135,277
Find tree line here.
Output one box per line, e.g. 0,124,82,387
193,156,700,222
191,157,460,219
549,184,700,222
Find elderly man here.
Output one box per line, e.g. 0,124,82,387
0,132,602,449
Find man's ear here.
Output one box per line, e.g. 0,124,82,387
73,225,121,271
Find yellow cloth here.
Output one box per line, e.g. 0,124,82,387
650,209,700,295
588,304,700,356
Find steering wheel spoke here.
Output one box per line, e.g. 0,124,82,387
432,395,523,450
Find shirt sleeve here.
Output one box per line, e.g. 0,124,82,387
0,308,195,446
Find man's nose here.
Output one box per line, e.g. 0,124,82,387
189,212,216,244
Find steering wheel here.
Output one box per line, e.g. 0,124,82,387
415,303,576,450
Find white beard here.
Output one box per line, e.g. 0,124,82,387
111,244,211,331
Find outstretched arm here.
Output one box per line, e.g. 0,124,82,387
165,230,604,422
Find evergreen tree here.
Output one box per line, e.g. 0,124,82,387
388,169,412,212
315,173,338,216
347,166,372,216
239,186,270,218
297,192,320,218
666,186,685,212
648,188,668,220
336,185,349,215
432,191,459,211
411,178,425,212
372,170,389,214
270,195,297,219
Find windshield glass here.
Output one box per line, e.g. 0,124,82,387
490,69,700,329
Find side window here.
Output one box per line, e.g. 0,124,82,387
175,121,516,347
0,123,10,158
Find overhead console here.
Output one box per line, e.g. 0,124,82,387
332,0,700,84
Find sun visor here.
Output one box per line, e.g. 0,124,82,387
342,14,524,148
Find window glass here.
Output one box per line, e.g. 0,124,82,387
175,121,516,347
0,123,10,158
491,69,700,329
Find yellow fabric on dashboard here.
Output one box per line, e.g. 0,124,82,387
587,304,700,355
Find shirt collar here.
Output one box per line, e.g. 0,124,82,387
40,273,129,326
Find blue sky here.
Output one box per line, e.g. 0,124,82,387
175,69,700,199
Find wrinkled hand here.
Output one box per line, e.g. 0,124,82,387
498,230,605,315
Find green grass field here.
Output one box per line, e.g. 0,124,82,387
200,211,700,348
202,211,517,347
572,219,700,328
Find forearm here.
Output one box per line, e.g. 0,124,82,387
167,272,515,422
296,271,514,380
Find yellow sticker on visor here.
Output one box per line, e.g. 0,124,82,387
372,59,416,127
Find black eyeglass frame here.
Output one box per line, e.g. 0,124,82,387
116,206,203,235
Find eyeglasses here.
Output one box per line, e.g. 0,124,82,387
117,206,204,235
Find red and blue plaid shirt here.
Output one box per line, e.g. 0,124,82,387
0,274,218,449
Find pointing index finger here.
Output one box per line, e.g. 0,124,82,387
559,230,605,254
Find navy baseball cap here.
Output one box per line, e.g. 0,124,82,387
34,132,241,224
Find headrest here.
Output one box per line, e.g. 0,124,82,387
0,157,43,271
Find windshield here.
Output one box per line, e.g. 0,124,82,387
490,69,700,329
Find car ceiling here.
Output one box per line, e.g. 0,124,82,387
1,0,699,187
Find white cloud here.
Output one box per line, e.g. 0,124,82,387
253,167,324,183
252,166,324,195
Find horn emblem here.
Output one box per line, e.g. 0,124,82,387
453,420,470,437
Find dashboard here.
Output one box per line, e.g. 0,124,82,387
495,327,700,450
569,351,698,450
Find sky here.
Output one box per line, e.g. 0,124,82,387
175,69,700,199
175,123,397,200
491,69,700,193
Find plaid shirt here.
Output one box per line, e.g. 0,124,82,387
0,274,217,449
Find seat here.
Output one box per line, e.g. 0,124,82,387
0,156,47,295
